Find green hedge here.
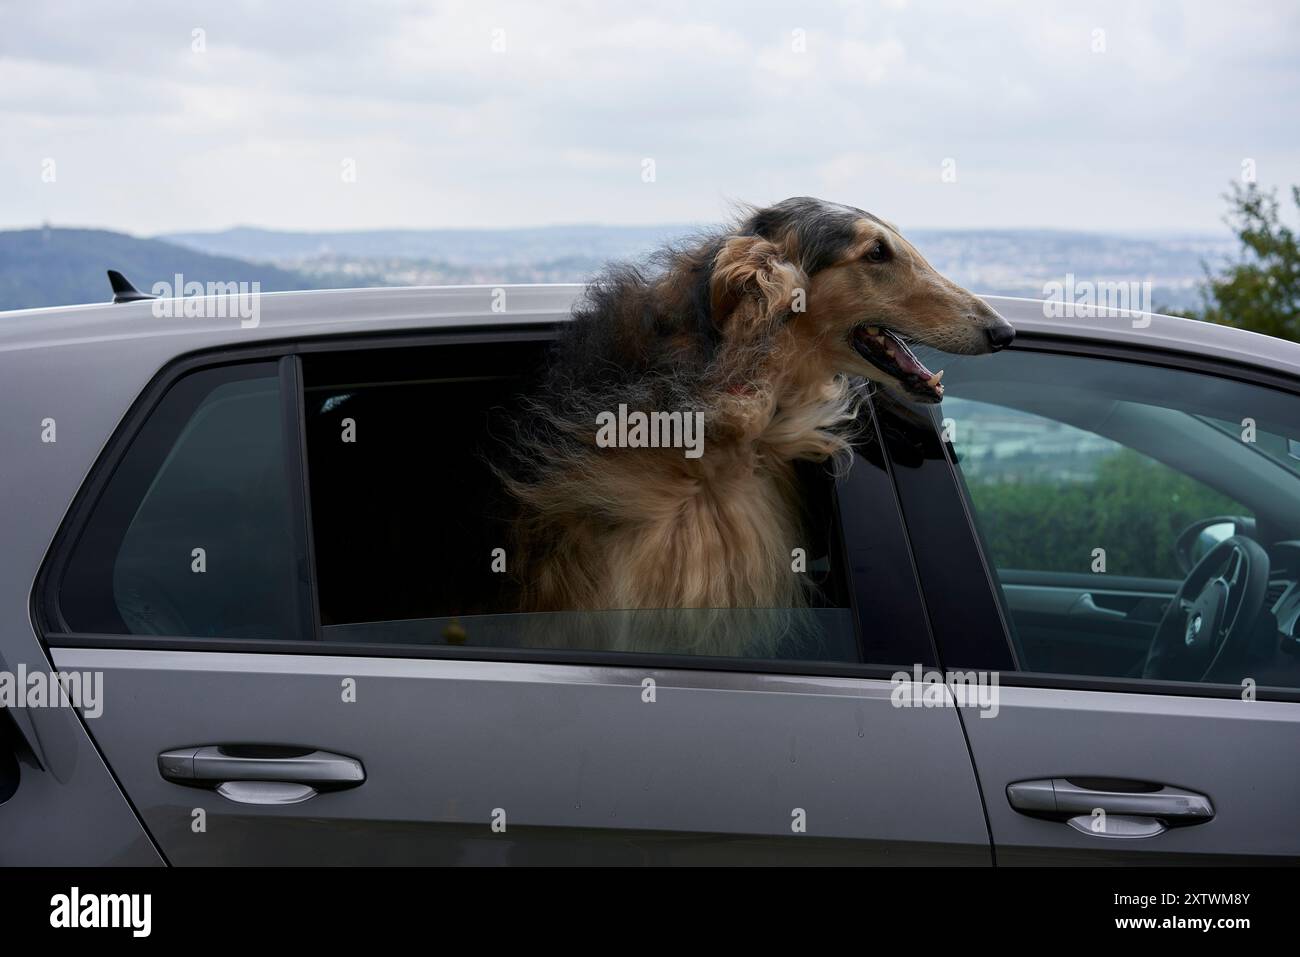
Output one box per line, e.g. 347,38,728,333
965,448,1243,578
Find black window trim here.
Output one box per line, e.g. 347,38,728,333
871,389,1021,677
279,355,322,643
33,325,938,684
894,329,1300,703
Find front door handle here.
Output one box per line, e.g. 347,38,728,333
159,746,365,805
1070,593,1128,620
1007,778,1214,839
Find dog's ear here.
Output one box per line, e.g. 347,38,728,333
709,235,805,336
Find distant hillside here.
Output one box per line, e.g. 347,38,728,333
161,224,701,266
0,228,338,312
2,223,1238,314
163,224,1236,310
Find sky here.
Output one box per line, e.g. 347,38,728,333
2,0,1298,235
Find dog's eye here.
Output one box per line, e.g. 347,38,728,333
863,241,891,264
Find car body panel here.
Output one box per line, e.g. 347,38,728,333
961,685,1300,864
51,648,991,865
0,702,162,865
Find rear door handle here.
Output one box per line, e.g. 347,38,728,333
1007,778,1214,839
159,746,365,806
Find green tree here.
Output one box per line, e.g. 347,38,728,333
1192,183,1300,341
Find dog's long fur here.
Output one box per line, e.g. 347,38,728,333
499,197,1011,656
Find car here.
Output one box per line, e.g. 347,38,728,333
1,281,1298,865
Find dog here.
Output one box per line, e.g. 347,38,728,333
499,197,1013,657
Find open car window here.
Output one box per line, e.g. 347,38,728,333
300,341,866,663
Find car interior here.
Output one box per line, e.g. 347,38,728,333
933,347,1300,690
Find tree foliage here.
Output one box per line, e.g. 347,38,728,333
1194,183,1300,341
967,448,1243,578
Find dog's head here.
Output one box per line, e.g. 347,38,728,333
708,197,1014,402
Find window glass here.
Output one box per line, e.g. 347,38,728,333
302,343,865,662
59,363,307,640
932,348,1300,689
948,399,1244,580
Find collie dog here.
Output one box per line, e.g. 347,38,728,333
501,197,1013,657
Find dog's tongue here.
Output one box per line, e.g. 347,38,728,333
880,329,945,400
881,329,937,381
853,325,946,400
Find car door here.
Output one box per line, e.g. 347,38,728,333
880,338,1300,863
38,333,991,865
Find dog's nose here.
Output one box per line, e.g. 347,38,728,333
984,321,1016,352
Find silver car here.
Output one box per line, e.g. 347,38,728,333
1,284,1298,865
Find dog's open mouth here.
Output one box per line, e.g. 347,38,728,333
851,325,944,402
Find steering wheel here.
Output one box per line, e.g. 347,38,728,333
1143,536,1270,682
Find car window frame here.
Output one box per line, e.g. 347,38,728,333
41,352,311,639
889,331,1300,703
34,326,938,682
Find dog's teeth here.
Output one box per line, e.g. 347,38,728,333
926,370,945,387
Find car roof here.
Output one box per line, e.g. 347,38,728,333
1,284,1298,378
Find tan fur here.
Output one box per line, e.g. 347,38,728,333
504,201,1008,657
506,244,857,656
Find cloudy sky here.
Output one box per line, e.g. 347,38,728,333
2,0,1297,235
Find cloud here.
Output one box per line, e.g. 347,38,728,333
1,0,1296,233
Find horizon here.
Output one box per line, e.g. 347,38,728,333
1,213,1238,314
1,220,1245,241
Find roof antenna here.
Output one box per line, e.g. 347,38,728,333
106,269,157,304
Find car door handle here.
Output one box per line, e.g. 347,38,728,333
158,746,365,806
1007,778,1214,839
1069,593,1128,620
